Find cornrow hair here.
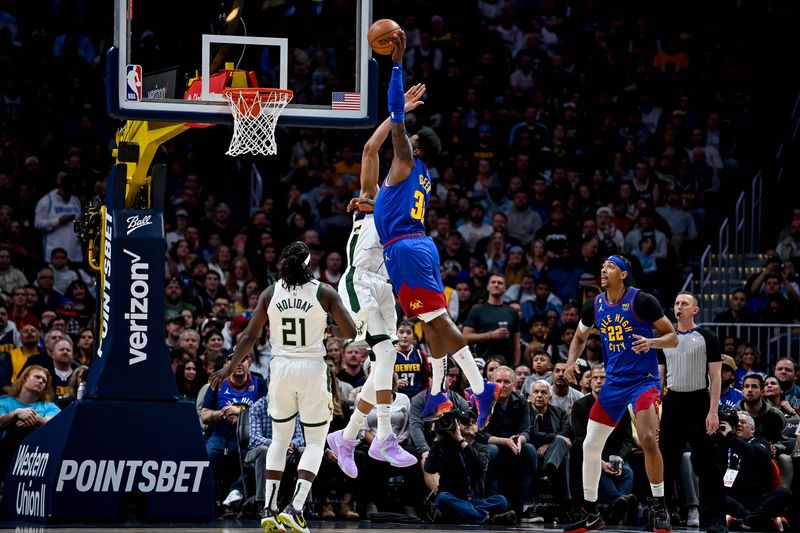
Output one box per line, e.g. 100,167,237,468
279,241,313,290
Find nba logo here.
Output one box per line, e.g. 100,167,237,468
126,64,142,101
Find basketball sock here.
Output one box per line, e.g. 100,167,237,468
291,479,313,510
376,404,392,441
265,479,280,511
343,408,367,441
650,482,665,498
431,356,447,395
451,346,484,394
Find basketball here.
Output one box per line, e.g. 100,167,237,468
368,19,401,55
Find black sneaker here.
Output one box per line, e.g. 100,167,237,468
521,505,545,523
261,508,286,533
278,505,309,533
707,516,729,533
649,499,672,533
489,510,517,525
563,509,605,533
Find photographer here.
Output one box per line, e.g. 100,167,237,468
716,411,791,530
424,409,515,525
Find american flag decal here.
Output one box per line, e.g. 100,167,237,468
332,92,361,110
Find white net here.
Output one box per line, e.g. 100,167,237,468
223,88,293,156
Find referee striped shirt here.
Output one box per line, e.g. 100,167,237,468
660,327,722,392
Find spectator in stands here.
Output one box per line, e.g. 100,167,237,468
0,365,60,476
714,288,757,324
463,274,521,365
763,376,798,418
34,172,83,262
528,379,573,521
623,208,668,260
179,329,200,361
32,266,63,315
426,408,516,525
39,337,76,408
719,355,744,409
481,365,542,522
549,361,584,414
201,353,266,508
745,256,800,313
522,277,565,328
570,365,637,524
165,315,185,350
776,220,800,263
318,251,342,290
521,349,553,395
0,248,27,302
458,203,493,253
718,412,791,532
735,344,766,388
246,394,305,510
514,364,531,391
337,342,366,388
773,357,800,413
737,374,788,453
394,320,428,399
0,324,40,394
175,360,203,401
75,327,94,367
48,247,78,294
595,207,624,255
506,191,542,247
8,287,38,329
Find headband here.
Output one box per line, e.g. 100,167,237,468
607,255,630,274
304,253,311,266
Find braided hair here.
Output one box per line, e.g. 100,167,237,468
279,241,313,290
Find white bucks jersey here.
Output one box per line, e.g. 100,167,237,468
268,279,328,358
346,213,388,278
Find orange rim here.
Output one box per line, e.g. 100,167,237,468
222,87,293,102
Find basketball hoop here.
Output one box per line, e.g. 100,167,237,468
222,88,293,156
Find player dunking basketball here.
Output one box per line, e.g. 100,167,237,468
326,83,427,477
209,242,356,533
563,255,678,533
363,31,498,428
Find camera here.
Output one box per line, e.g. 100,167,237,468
718,408,740,430
434,408,473,433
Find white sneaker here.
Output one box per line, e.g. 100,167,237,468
687,507,700,527
223,489,244,507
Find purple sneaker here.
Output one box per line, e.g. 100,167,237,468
368,433,418,467
421,391,454,421
469,380,500,429
326,430,359,478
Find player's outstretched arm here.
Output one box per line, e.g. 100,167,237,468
387,31,414,185
361,83,426,198
319,284,357,340
208,285,273,390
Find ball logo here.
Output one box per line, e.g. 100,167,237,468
126,215,153,235
126,65,142,102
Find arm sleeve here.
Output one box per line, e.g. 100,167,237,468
633,291,665,323
580,300,595,329
698,328,722,363
388,63,405,123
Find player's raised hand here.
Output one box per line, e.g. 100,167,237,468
631,334,652,353
347,197,375,213
208,366,232,391
565,360,578,384
390,30,406,63
404,83,426,112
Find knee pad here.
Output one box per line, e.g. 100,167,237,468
265,419,295,472
371,339,396,392
297,424,328,476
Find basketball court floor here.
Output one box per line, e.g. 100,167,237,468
0,521,778,532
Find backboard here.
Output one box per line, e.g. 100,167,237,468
109,0,377,128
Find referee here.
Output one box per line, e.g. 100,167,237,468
658,291,726,532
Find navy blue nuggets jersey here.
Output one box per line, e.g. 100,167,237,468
203,373,265,438
590,287,663,379
374,158,432,242
394,347,428,398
